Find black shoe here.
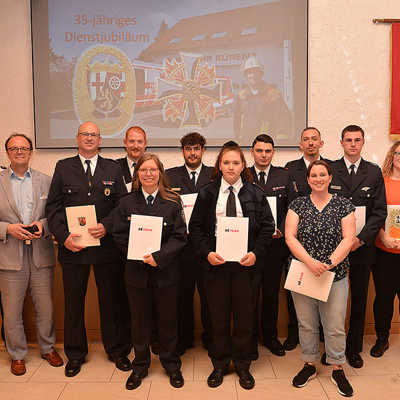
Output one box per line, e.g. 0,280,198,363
236,369,255,390
283,335,299,351
108,355,131,371
346,353,363,369
151,342,160,355
126,370,148,390
292,363,317,388
321,352,329,366
331,369,354,397
207,368,226,388
169,370,184,388
265,338,285,356
65,359,84,377
370,340,389,358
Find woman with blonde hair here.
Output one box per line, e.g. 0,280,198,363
113,152,187,390
370,141,400,358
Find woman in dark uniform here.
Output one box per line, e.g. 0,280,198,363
189,142,274,390
113,153,187,390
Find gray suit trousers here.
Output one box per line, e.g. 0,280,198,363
0,245,55,360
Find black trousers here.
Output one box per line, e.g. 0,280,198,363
346,252,371,354
205,263,259,371
61,262,132,361
261,239,289,343
125,282,181,375
178,244,211,348
371,247,400,340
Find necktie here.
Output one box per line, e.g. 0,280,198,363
190,171,196,187
147,194,154,206
259,171,266,186
226,186,237,217
349,164,356,187
85,160,92,187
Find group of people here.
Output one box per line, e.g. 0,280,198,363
0,122,399,398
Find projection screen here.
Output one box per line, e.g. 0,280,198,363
31,0,308,148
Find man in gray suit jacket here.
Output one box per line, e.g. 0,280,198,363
0,133,63,376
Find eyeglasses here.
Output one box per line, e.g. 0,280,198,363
394,151,400,158
7,147,31,153
138,168,159,174
79,132,100,138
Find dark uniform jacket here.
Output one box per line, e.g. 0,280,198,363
285,156,330,197
189,178,275,272
113,190,187,288
116,157,133,185
45,155,126,264
329,157,387,262
248,165,297,234
166,164,213,196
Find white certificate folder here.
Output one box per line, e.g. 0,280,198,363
284,259,335,302
65,205,100,247
216,216,249,262
128,214,163,260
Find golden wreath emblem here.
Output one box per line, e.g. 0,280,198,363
73,45,135,136
104,187,111,196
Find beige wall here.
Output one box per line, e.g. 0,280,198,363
0,0,399,340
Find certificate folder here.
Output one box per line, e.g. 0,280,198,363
284,259,335,302
65,205,100,247
385,205,400,238
181,193,198,230
216,216,248,262
128,214,163,260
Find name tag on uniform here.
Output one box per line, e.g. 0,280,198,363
171,187,181,192
331,185,341,190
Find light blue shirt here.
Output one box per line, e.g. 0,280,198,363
9,168,33,225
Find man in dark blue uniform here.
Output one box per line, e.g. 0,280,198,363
116,126,147,191
166,132,213,354
329,125,386,368
45,121,131,377
249,134,297,357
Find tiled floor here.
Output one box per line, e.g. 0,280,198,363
1,335,400,399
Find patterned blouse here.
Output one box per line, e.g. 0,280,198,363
289,194,355,282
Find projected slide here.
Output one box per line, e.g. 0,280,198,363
31,0,307,148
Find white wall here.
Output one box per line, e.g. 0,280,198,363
0,0,396,173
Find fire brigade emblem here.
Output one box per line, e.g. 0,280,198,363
157,52,222,128
73,45,135,135
78,217,86,226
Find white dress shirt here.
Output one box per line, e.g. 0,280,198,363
216,177,244,218
185,164,202,186
344,157,361,174
79,153,98,175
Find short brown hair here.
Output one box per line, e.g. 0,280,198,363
5,133,33,151
306,159,332,177
125,126,147,141
341,125,364,140
180,132,206,148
